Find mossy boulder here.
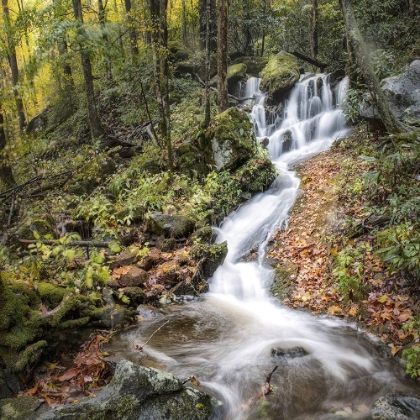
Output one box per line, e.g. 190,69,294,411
39,360,218,420
0,396,42,420
227,63,247,90
232,56,269,77
205,108,256,172
37,283,66,307
236,157,277,195
168,40,192,62
260,52,300,102
147,212,195,239
191,241,228,278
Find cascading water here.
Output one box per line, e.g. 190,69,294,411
114,74,420,419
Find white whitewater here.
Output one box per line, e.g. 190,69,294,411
121,74,418,419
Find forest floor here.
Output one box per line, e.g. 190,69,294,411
267,132,420,361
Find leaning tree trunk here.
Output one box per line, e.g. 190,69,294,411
2,0,26,132
72,0,103,139
124,0,139,57
217,0,228,112
340,0,408,134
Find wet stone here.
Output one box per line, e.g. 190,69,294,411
271,346,308,359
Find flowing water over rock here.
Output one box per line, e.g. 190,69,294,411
111,75,420,419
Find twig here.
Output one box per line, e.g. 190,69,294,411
7,194,15,227
39,295,71,318
133,320,170,351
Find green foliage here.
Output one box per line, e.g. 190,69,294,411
333,241,372,296
342,88,363,124
402,317,420,378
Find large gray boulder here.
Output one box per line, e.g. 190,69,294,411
39,360,219,420
205,108,257,172
360,60,420,128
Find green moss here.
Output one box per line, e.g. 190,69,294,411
260,52,300,100
227,63,247,88
17,217,56,240
232,56,269,76
236,157,277,194
271,263,297,301
15,340,47,372
0,396,41,420
37,283,66,307
205,108,256,172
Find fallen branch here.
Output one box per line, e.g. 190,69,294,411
132,320,170,351
19,239,111,248
288,50,328,70
39,295,71,318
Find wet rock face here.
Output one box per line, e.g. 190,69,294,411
360,60,420,128
371,394,420,419
38,360,218,420
271,346,308,359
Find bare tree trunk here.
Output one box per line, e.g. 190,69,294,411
199,0,216,51
340,0,408,134
182,0,188,46
2,0,26,132
72,0,103,139
310,0,318,60
204,0,211,128
0,111,15,188
124,0,139,57
217,0,228,112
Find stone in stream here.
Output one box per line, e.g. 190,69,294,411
271,346,309,359
371,393,420,419
37,360,220,420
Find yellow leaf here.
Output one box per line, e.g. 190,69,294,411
378,295,388,304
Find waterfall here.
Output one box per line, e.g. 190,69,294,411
121,73,418,420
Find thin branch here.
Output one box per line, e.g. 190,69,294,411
133,320,170,351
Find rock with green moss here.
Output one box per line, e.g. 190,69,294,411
205,108,256,172
232,56,269,77
0,396,42,420
191,241,228,279
236,157,277,195
147,212,195,239
39,360,219,420
227,63,247,90
260,52,300,102
37,283,67,307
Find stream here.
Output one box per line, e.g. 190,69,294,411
108,74,420,419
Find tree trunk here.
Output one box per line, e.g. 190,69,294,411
147,0,173,170
72,0,103,139
340,0,408,134
124,0,139,57
204,0,211,128
199,0,216,51
2,0,26,132
182,0,188,46
217,0,228,112
0,112,15,188
98,0,112,78
310,0,318,60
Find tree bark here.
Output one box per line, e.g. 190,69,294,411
340,0,408,134
217,0,228,112
72,0,103,139
0,111,15,189
204,0,211,128
2,0,26,131
310,0,318,60
98,0,112,79
147,0,173,169
124,0,139,57
199,0,216,51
